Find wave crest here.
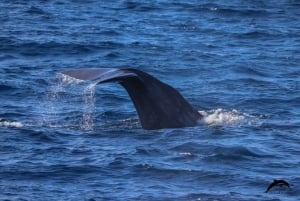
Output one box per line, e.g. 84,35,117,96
0,120,23,128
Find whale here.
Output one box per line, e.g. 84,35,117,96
61,68,202,130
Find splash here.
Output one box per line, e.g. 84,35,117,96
80,83,97,130
0,120,24,128
198,108,246,126
58,73,84,85
38,74,72,127
39,73,97,130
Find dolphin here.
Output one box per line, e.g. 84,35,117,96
265,179,290,193
61,68,202,130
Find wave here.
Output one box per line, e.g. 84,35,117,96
233,66,271,78
1,164,101,180
233,31,283,39
0,54,16,61
162,2,269,17
26,6,49,16
0,39,125,57
120,1,161,12
0,84,17,91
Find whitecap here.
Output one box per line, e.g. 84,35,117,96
198,108,246,126
0,120,24,128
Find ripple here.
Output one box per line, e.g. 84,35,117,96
212,146,270,160
121,1,160,12
0,84,16,91
2,40,125,57
26,6,49,15
234,30,282,39
233,66,271,77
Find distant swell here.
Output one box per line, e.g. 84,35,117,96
1,40,125,56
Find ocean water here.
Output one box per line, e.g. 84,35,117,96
1,0,300,200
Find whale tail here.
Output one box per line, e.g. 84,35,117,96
61,68,201,130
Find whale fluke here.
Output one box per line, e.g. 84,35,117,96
61,68,202,130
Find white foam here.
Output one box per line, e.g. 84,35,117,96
198,108,245,126
179,152,193,156
58,73,84,84
0,120,24,128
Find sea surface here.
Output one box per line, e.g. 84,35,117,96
1,0,300,200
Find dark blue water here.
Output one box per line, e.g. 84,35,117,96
1,1,300,200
